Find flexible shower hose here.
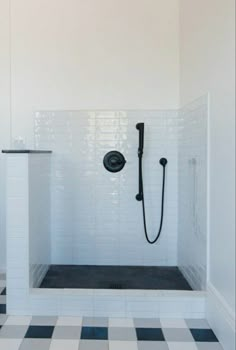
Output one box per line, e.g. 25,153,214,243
139,157,167,244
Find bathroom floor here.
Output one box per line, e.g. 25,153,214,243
0,274,223,350
40,265,192,290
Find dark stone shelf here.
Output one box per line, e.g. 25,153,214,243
2,150,52,154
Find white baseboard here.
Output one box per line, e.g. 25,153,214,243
207,283,235,350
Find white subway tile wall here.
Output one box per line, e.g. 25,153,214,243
6,154,51,312
6,154,51,314
6,154,30,314
29,155,51,287
178,96,208,290
34,111,179,266
5,101,208,316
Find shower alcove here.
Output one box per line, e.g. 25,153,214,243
5,96,208,317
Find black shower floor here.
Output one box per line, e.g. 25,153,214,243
40,265,192,290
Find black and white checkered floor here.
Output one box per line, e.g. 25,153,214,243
0,274,223,350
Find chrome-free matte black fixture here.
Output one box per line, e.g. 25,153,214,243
136,122,168,244
103,151,126,172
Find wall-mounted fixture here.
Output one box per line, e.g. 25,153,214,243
136,122,168,244
103,151,126,173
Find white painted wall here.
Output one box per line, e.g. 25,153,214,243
179,0,235,348
0,0,180,269
10,0,179,146
0,0,11,271
178,96,208,291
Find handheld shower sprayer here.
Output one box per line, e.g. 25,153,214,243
136,122,168,244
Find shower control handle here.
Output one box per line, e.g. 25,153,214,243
103,151,126,173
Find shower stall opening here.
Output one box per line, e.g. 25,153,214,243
5,96,207,316
34,97,207,293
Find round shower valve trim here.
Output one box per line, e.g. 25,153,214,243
103,151,126,173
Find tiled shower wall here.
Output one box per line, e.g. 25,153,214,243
178,96,208,290
29,154,51,287
35,111,178,266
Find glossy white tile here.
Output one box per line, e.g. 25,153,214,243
34,110,179,266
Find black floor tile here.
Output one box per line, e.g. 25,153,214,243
0,288,6,296
24,325,54,339
136,328,165,341
0,304,6,314
81,327,108,340
40,265,192,290
190,329,219,342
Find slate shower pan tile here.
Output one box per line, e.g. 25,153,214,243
40,265,192,290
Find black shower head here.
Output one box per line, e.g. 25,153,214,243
136,122,144,131
136,123,144,154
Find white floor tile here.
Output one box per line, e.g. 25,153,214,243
5,316,32,326
109,341,138,350
196,343,223,350
56,316,82,326
0,296,6,303
160,318,188,328
109,318,134,327
168,342,198,350
50,339,80,350
79,340,108,350
0,338,22,350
